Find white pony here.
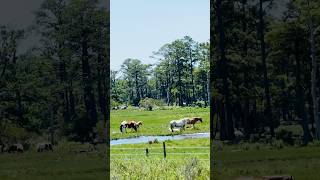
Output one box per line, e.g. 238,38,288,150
170,118,189,132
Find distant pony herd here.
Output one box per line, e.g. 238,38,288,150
0,142,53,154
119,117,203,133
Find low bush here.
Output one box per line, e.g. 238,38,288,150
111,99,121,109
271,139,285,149
275,128,294,145
139,98,165,111
191,100,208,108
249,134,260,143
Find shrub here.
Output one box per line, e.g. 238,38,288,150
1,123,30,143
275,128,294,145
139,98,164,111
240,142,250,151
192,100,207,108
111,99,121,109
158,106,182,110
249,134,260,143
311,140,320,147
272,140,285,149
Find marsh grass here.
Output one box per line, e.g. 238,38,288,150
214,142,320,179
111,138,210,179
111,157,210,180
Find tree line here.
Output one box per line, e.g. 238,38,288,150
0,0,109,144
111,36,210,108
211,0,320,143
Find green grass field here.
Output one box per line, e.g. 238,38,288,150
0,143,107,180
2,108,320,179
213,142,320,179
0,107,210,180
111,108,320,179
111,136,320,180
110,107,210,179
110,107,210,139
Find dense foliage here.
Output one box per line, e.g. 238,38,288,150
111,36,210,108
0,0,109,144
211,0,320,143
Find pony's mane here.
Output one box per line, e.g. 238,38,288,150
193,117,202,121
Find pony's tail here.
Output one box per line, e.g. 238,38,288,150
120,125,123,133
170,124,174,132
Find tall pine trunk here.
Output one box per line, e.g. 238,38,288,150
97,19,108,130
307,0,320,140
241,0,252,136
294,39,311,144
189,48,195,103
81,29,98,141
177,57,183,106
216,0,234,140
258,0,274,136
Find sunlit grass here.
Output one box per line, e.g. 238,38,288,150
111,107,210,139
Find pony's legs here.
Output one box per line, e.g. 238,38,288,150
120,125,123,133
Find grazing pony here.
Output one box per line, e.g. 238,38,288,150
187,117,203,128
170,118,189,132
119,121,142,133
37,143,53,152
135,121,142,128
8,143,24,153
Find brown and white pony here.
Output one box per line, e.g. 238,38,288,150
135,121,142,128
120,121,142,133
187,117,203,128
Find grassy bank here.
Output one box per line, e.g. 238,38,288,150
0,143,107,180
214,142,320,179
111,107,210,139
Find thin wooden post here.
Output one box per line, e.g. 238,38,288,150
146,148,149,157
163,142,166,159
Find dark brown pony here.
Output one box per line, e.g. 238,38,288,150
120,121,142,133
187,117,203,128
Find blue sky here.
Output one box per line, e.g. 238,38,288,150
110,0,210,70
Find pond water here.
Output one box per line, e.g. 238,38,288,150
111,132,209,145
